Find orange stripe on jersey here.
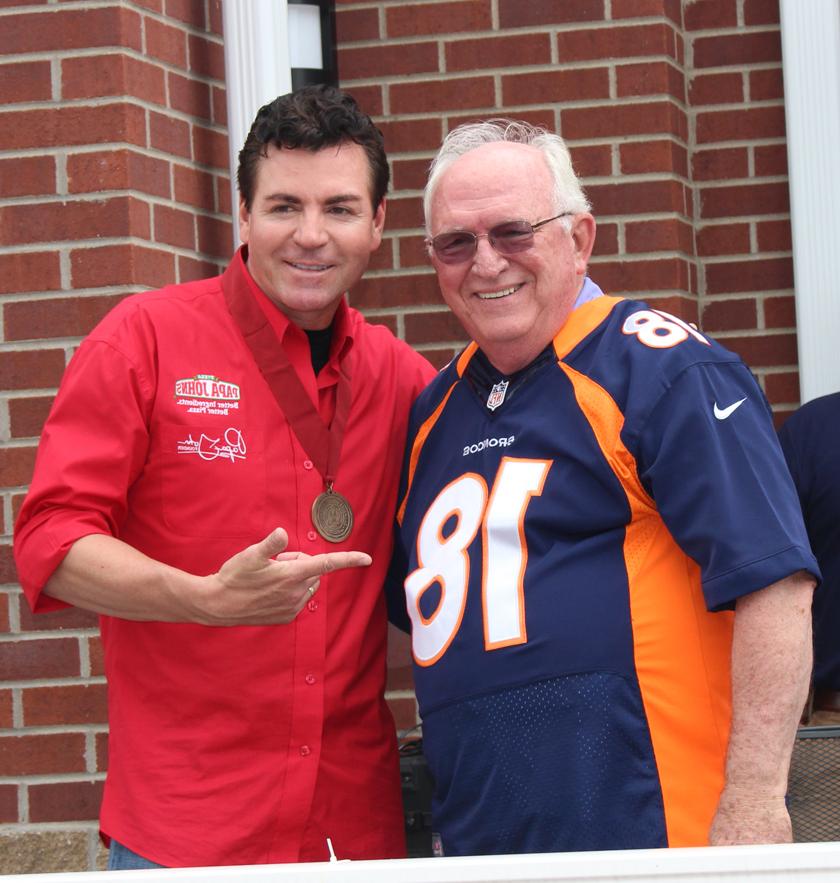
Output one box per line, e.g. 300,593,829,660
559,360,734,847
456,341,479,376
398,345,479,526
397,381,460,526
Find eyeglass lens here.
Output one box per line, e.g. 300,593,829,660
432,221,535,264
429,213,570,264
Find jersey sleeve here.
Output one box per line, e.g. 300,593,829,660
13,320,156,612
384,522,412,633
634,360,819,610
385,393,424,634
385,362,448,633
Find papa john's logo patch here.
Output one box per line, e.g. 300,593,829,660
174,374,241,416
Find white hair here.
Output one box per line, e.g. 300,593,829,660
423,119,591,233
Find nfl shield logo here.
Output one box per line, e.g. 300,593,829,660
486,380,509,411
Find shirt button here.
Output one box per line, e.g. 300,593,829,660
303,459,313,470
307,530,317,542
300,745,311,757
305,673,316,685
307,599,319,612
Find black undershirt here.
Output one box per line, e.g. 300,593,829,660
305,325,333,375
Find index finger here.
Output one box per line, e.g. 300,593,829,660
297,551,372,579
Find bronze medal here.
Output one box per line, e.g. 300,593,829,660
311,487,353,543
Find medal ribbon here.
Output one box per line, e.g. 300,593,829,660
222,261,353,490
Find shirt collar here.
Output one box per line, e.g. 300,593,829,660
573,275,604,308
234,246,355,363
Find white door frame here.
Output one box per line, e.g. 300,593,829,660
222,0,293,248
779,0,840,402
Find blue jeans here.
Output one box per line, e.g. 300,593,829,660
107,840,166,870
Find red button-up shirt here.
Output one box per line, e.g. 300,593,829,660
14,251,435,867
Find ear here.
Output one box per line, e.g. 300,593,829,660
571,213,596,276
238,198,251,245
370,196,386,251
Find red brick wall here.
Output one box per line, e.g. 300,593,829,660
336,0,797,414
0,0,797,872
0,0,229,872
687,0,798,412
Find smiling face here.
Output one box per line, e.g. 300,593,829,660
239,142,385,330
428,142,595,373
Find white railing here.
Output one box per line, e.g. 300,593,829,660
4,843,840,883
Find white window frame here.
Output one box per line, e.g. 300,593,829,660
779,0,840,403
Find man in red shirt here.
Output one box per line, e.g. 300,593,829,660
14,86,435,869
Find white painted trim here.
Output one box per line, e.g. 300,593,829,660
222,0,293,248
4,843,840,882
779,0,840,403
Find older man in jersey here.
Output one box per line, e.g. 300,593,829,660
389,120,818,855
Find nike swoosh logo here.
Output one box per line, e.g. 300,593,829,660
714,397,747,420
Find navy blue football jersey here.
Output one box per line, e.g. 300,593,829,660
391,293,818,856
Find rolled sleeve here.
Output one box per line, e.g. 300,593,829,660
14,330,154,611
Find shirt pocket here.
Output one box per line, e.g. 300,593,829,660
158,422,267,538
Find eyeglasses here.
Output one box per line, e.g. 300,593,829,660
427,212,573,265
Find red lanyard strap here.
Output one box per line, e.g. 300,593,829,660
223,272,353,488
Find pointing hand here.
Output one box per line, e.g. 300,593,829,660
195,528,371,625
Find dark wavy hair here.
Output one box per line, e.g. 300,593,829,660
237,85,389,211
